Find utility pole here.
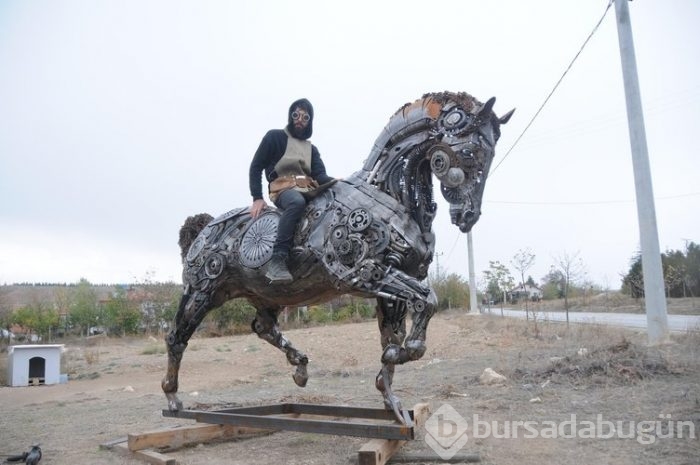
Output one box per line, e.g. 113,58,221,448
467,231,478,313
434,252,443,284
614,0,669,344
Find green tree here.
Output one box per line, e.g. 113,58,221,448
143,282,180,334
70,278,99,336
541,268,565,300
483,261,514,315
432,272,470,310
131,273,181,334
622,243,700,299
684,241,700,297
11,302,59,341
621,251,644,298
104,287,141,335
53,286,74,335
209,298,257,334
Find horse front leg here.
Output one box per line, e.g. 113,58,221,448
375,290,437,424
251,306,309,387
375,297,407,422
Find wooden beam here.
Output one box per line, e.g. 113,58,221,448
128,423,272,451
111,442,178,465
358,439,403,465
389,452,481,463
358,403,430,465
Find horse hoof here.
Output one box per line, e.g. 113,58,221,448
383,395,408,425
166,394,183,412
293,365,308,387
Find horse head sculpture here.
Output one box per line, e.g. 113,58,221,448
162,91,513,423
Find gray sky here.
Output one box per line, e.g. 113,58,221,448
1,1,698,288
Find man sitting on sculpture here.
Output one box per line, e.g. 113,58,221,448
248,98,335,283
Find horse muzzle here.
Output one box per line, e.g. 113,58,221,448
450,203,480,233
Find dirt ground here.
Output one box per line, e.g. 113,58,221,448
1,311,698,465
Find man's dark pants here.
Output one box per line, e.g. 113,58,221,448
272,189,307,256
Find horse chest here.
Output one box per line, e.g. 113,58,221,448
298,181,434,287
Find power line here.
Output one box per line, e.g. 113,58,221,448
485,191,700,206
438,191,698,265
490,0,614,175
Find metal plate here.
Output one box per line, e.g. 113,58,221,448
238,214,278,268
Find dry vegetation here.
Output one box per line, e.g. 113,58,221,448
516,295,700,315
1,311,698,465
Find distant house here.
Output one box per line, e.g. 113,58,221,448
9,324,41,342
509,284,542,302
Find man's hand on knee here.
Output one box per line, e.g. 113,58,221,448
250,198,267,219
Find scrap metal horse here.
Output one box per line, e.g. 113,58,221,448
162,91,513,423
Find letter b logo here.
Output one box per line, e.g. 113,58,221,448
425,404,469,460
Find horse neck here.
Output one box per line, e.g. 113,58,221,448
356,136,437,232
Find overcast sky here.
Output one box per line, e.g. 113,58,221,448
1,1,698,289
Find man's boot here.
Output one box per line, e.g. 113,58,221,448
266,252,293,283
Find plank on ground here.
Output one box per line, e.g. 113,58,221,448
112,442,178,465
357,403,430,465
128,423,271,451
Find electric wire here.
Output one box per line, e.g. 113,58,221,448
444,1,614,266
485,191,700,206
490,0,614,175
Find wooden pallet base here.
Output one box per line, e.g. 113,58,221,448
102,403,431,465
100,423,272,465
358,403,430,465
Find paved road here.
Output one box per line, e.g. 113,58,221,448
483,308,700,333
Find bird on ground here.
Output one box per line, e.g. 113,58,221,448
4,445,41,465
24,446,41,465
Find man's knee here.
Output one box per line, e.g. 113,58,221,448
282,192,306,215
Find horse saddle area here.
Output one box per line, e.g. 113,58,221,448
183,179,433,300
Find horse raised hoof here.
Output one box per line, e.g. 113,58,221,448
376,365,410,425
292,364,308,387
383,392,411,425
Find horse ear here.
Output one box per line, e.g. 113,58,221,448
499,108,515,125
478,97,496,118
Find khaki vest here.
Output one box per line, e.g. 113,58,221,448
273,128,312,177
268,129,318,202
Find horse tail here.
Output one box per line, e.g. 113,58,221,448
178,213,214,260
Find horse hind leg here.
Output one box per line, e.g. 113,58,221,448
162,289,217,411
251,306,309,387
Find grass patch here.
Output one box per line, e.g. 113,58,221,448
84,349,100,365
141,344,166,355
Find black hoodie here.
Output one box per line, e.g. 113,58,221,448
286,98,314,140
249,98,332,200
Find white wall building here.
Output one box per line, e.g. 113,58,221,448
7,344,64,387
509,284,543,302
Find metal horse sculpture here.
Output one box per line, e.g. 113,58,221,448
162,91,513,423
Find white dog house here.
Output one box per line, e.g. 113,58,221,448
7,344,64,387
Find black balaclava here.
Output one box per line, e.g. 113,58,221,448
286,98,314,140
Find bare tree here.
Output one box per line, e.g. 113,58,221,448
511,248,535,320
553,251,586,326
483,261,514,316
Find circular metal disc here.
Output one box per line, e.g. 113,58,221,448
238,214,279,268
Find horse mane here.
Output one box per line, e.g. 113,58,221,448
394,91,479,118
178,213,214,260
